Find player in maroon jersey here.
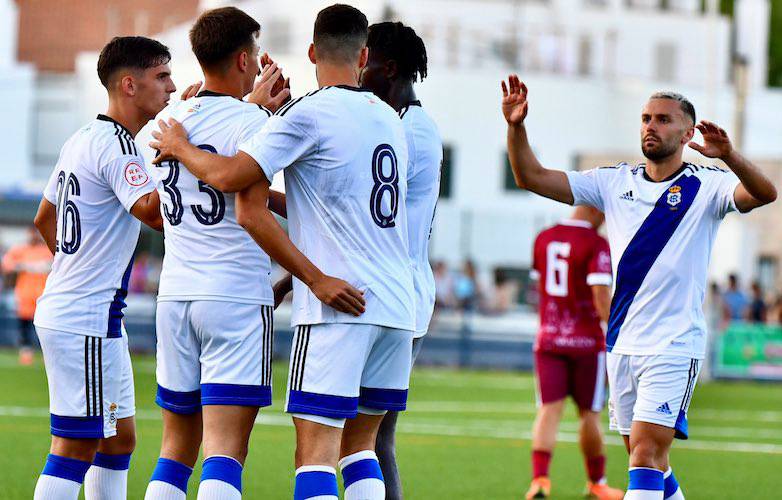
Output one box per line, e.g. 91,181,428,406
525,205,624,500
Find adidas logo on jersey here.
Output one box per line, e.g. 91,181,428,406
619,190,634,201
656,402,673,415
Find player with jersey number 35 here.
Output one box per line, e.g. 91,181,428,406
502,74,777,500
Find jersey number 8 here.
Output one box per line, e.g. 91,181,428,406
370,144,399,228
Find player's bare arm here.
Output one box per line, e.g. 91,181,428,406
268,189,287,218
273,273,293,309
33,198,57,254
150,118,263,193
590,285,611,324
502,75,574,204
688,120,777,213
130,190,163,231
235,179,366,316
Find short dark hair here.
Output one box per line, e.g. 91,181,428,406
367,22,428,82
97,36,171,89
313,4,368,64
189,7,260,73
650,91,696,125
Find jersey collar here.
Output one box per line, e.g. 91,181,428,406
96,114,133,137
334,84,372,92
196,89,235,99
641,162,688,183
407,100,422,108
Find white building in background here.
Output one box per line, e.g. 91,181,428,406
16,0,782,284
0,0,35,189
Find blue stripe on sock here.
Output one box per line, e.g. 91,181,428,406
41,454,92,483
628,468,664,491
294,471,338,500
150,457,193,493
342,458,384,488
664,470,680,498
93,452,132,471
201,456,243,493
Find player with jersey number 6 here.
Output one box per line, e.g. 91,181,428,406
501,74,776,500
525,205,624,500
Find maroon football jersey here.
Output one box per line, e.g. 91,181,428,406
532,220,612,353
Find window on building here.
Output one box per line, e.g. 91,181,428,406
440,145,454,199
654,42,677,81
578,35,593,76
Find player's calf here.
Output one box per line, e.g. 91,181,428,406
84,416,136,500
340,412,386,500
293,417,342,500
145,410,202,500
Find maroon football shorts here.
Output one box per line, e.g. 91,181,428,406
534,350,606,411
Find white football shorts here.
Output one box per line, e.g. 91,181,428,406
155,301,274,413
37,326,135,439
607,353,700,439
285,323,414,423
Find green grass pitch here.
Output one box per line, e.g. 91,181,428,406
0,350,780,499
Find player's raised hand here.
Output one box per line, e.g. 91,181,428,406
261,53,291,102
180,80,203,101
688,120,733,160
247,61,291,113
501,74,529,126
150,118,188,164
310,275,366,316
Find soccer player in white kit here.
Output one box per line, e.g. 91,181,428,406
360,21,443,500
135,8,290,500
30,37,174,500
150,6,414,499
501,75,777,499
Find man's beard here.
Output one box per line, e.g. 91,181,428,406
642,140,678,161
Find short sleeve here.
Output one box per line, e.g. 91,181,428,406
586,236,612,286
712,170,741,219
43,167,60,204
565,168,606,211
238,104,318,183
235,106,271,146
100,155,155,212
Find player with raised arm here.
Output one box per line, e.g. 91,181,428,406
502,74,777,499
135,8,288,500
359,21,442,500
526,205,623,500
30,37,173,500
150,5,414,500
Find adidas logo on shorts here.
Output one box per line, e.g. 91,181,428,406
656,402,673,415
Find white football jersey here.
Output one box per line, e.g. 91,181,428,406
400,101,442,336
240,85,415,330
566,162,741,358
35,115,155,338
137,92,274,305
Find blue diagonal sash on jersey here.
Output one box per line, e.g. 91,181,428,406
606,174,701,351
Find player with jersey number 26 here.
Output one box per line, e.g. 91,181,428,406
502,74,776,500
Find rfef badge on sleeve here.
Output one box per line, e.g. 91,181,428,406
667,185,682,210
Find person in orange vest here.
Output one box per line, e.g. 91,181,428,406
1,226,52,365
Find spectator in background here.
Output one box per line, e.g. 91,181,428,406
704,282,724,332
722,274,749,323
454,259,481,312
433,260,456,310
1,226,52,365
486,268,519,315
748,281,767,323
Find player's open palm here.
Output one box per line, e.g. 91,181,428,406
310,275,366,317
150,118,188,164
688,120,733,159
501,74,529,125
247,61,291,113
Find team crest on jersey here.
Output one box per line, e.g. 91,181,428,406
666,185,682,208
124,161,149,187
187,103,201,113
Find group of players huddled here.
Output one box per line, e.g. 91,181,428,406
28,2,777,500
